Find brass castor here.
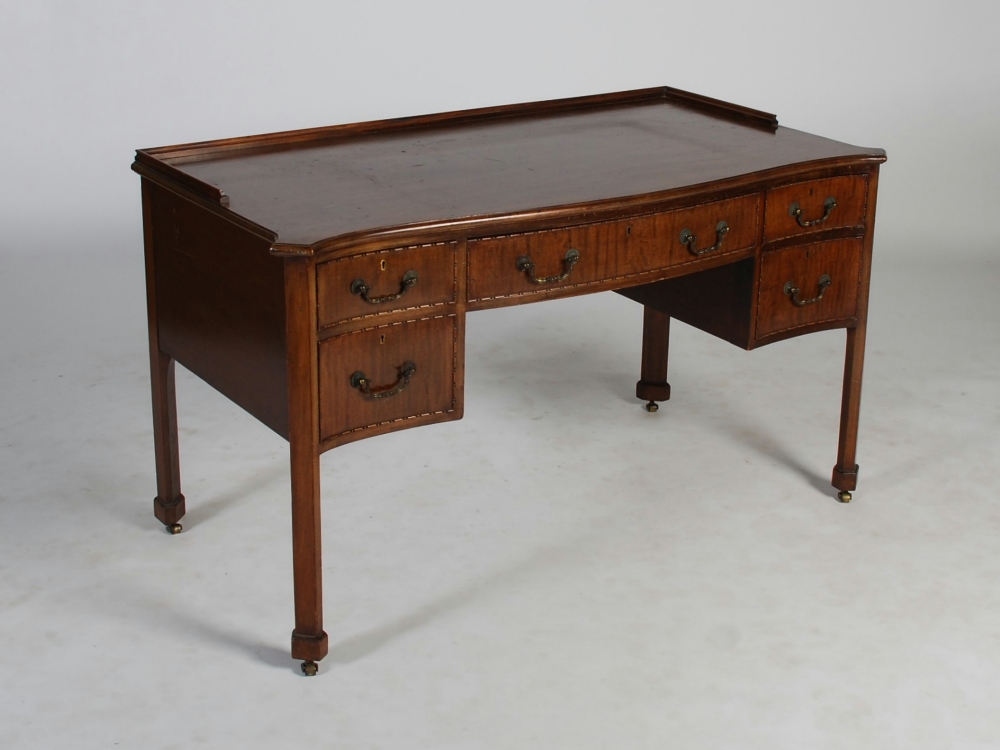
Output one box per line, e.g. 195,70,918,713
301,661,318,677
165,523,183,535
837,490,852,504
644,400,659,413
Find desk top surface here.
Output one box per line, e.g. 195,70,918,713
135,87,884,251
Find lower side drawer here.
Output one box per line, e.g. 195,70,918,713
318,315,459,441
756,237,862,339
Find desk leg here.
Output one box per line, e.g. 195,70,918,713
150,349,185,533
285,257,328,675
832,325,866,502
142,178,185,534
636,307,672,413
289,440,328,675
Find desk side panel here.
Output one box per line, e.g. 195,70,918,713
145,180,289,437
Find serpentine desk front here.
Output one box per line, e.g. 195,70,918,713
132,87,885,675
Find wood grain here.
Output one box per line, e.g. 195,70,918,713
764,175,868,243
317,242,456,328
833,167,881,492
149,182,290,436
755,238,862,339
318,315,459,441
284,257,328,663
142,179,185,526
636,307,672,403
468,194,759,303
616,259,756,349
134,90,882,252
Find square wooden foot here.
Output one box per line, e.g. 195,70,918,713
831,464,859,492
153,493,186,526
291,630,329,662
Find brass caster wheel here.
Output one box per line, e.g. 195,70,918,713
644,400,659,413
837,490,852,504
301,661,318,677
165,523,183,535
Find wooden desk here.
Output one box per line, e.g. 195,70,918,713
132,87,885,675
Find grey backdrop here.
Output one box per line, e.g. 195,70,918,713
2,1,998,256
2,3,999,749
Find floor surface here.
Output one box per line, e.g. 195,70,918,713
1,241,998,749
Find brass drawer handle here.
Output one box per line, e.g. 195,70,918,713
350,270,418,304
784,274,832,307
515,249,580,284
350,361,417,399
789,197,837,228
679,221,729,256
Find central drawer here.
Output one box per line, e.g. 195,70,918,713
467,194,760,302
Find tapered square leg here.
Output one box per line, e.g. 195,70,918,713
636,306,671,412
832,326,867,502
150,350,185,529
142,178,185,532
289,436,328,671
285,257,328,675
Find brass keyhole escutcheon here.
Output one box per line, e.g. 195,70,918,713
379,334,385,345
380,259,387,271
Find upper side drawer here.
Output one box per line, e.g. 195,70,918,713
468,194,759,302
764,175,868,243
317,242,457,328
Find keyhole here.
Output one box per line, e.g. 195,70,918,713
380,259,387,271
626,225,632,236
379,334,385,345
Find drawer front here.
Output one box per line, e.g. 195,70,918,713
468,194,760,302
317,242,456,328
318,315,457,440
763,175,867,243
756,237,862,339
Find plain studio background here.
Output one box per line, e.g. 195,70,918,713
1,2,998,749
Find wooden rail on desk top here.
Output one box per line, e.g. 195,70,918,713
131,87,778,202
140,86,778,162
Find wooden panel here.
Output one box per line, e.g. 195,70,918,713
764,175,868,242
468,194,759,303
616,259,756,350
148,181,289,436
317,242,456,328
756,238,862,339
318,315,458,441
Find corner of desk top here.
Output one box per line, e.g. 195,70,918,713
132,149,284,244
658,86,779,130
132,149,230,206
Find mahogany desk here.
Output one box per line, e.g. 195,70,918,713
132,87,885,675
